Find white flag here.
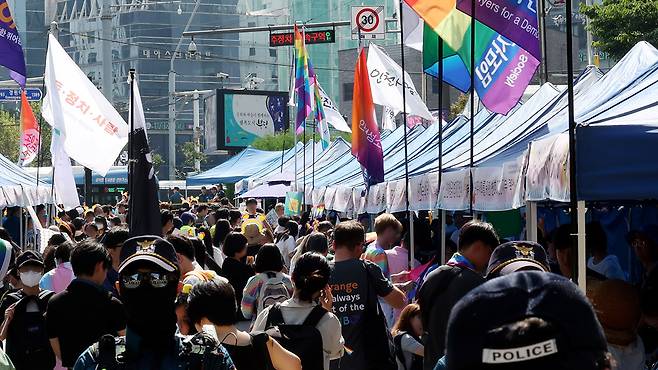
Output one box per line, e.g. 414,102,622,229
318,84,351,133
382,106,398,131
401,1,424,51
42,34,128,177
50,132,80,210
367,43,434,121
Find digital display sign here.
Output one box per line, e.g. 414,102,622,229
269,29,336,47
216,90,290,150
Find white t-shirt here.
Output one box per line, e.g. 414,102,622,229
276,236,296,269
396,333,423,370
213,246,226,268
587,255,626,280
252,298,345,370
608,337,645,370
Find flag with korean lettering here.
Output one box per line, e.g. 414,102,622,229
406,0,540,114
42,34,128,176
352,48,384,187
18,90,39,166
0,0,26,87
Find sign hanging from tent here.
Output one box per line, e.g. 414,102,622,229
351,6,386,40
284,191,303,216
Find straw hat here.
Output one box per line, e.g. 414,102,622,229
243,223,267,246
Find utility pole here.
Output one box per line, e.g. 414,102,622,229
193,89,201,172
169,0,202,180
101,0,113,104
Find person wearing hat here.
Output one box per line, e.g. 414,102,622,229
243,222,272,257
74,235,236,370
0,251,55,370
439,271,612,370
486,241,550,280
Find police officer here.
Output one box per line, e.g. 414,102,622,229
73,236,235,370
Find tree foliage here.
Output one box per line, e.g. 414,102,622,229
449,93,469,121
251,128,351,151
0,103,52,166
179,141,207,168
582,0,658,59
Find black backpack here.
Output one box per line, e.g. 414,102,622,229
265,302,326,370
7,290,55,369
393,332,424,370
362,261,397,370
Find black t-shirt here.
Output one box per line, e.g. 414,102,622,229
416,266,484,370
0,289,55,370
329,258,393,370
223,333,272,370
45,278,127,367
221,258,254,320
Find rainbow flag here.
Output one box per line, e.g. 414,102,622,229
19,90,39,165
407,0,540,114
351,49,384,186
294,25,313,134
308,60,330,150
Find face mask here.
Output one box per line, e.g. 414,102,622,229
20,271,43,287
120,280,178,346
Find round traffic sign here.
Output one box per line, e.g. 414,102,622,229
356,8,380,33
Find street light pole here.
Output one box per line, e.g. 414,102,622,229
101,0,113,104
168,0,202,180
193,89,200,173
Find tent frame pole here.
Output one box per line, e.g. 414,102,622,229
399,0,413,269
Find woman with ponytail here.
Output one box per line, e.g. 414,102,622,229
252,252,345,370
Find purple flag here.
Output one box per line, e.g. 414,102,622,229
0,0,26,87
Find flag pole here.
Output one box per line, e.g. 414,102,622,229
437,35,445,261
312,125,316,190
469,0,476,216
399,0,414,269
128,68,135,232
565,0,580,285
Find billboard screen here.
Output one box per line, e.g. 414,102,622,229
217,90,289,149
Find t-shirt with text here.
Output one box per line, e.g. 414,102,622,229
329,259,393,370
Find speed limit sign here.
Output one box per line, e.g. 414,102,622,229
351,6,385,40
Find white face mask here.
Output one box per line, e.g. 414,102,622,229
20,271,43,287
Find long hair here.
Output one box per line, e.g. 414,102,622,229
392,303,421,337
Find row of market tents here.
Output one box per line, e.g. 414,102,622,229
187,41,658,215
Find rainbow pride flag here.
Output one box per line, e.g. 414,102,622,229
294,25,313,134
308,60,330,150
407,0,541,114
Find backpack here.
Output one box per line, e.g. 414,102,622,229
256,272,291,315
264,303,326,370
393,332,424,370
94,332,234,370
362,261,397,370
7,290,55,369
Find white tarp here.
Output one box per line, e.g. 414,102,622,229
472,155,525,211
437,169,471,211
387,179,407,213
525,133,570,203
409,172,439,212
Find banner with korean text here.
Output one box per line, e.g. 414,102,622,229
42,35,128,176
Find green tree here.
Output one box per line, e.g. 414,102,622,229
0,103,52,166
179,141,207,169
151,152,164,175
582,0,658,60
449,93,469,121
251,128,352,151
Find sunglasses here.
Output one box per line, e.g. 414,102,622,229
121,271,177,289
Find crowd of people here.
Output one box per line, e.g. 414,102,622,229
0,191,656,370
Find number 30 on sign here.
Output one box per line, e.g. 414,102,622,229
351,6,386,40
